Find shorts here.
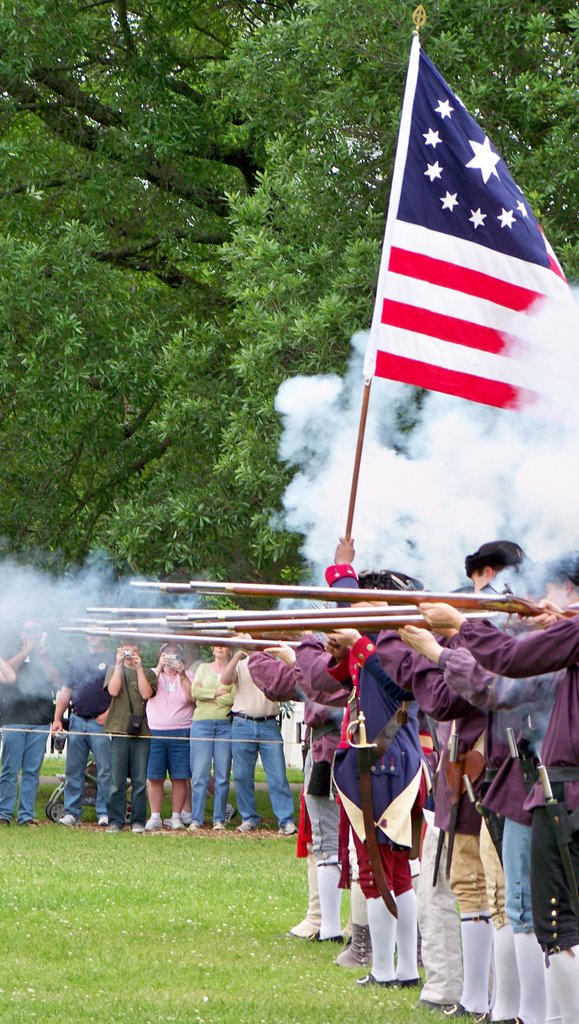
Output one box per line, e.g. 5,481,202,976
147,728,191,780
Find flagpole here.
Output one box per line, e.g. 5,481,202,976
344,376,372,540
343,9,425,541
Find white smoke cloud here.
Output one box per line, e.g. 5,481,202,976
0,555,167,659
275,290,579,589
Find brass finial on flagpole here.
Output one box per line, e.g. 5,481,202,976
412,5,427,34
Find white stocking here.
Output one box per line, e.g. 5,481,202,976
490,923,519,1021
366,894,397,982
460,912,493,1015
316,858,342,940
513,930,547,1024
546,946,579,1024
395,888,418,981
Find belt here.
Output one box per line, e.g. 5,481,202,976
232,712,278,722
72,713,101,721
547,766,579,783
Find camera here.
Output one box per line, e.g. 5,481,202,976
165,654,178,665
123,649,134,658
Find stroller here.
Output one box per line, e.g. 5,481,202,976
45,755,131,823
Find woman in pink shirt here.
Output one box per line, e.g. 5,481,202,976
145,642,195,831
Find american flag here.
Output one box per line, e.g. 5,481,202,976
363,36,573,410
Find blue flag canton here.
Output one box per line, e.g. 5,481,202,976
396,50,550,270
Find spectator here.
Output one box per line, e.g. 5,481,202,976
221,644,297,835
189,645,234,831
53,633,113,827
0,621,60,826
104,642,157,833
145,642,195,831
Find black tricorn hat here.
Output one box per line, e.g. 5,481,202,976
464,540,525,579
358,569,424,592
543,553,579,589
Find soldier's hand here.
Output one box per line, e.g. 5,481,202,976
333,536,355,565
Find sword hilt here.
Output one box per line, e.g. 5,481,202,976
347,711,377,750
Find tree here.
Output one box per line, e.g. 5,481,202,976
0,1,575,580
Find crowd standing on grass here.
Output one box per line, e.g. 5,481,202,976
1,536,579,1024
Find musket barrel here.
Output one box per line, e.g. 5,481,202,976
60,626,299,649
167,611,492,634
130,579,546,615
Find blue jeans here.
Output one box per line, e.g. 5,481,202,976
0,724,50,822
503,817,534,933
64,714,112,819
109,735,150,827
190,719,232,824
231,716,295,828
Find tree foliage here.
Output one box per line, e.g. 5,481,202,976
0,0,576,579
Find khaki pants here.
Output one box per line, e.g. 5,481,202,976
449,831,488,913
479,818,507,929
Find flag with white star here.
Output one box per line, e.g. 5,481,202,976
364,36,573,409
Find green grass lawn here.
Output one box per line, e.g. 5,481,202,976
0,781,436,1024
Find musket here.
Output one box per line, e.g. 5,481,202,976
86,607,191,616
130,579,577,618
72,611,493,640
85,604,430,627
151,611,493,635
60,626,300,650
166,604,423,621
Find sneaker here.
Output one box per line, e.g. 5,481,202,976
131,823,146,834
419,1003,457,1014
145,817,164,831
0,819,10,826
236,821,258,833
106,823,123,833
166,818,184,831
397,977,421,988
443,1006,475,1018
18,819,39,826
356,974,398,987
317,934,344,944
59,814,80,827
97,815,109,827
212,822,226,831
224,803,238,823
188,822,202,831
278,821,297,836
180,812,193,826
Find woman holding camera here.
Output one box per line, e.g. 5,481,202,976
104,643,157,833
145,642,195,831
189,645,234,831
